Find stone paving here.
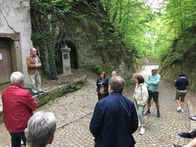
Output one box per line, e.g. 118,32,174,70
0,67,192,147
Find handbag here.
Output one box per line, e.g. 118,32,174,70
99,86,105,94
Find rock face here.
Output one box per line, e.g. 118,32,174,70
0,0,32,85
31,1,138,80
160,26,196,90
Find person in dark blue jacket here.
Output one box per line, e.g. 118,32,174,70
96,72,109,100
90,76,138,147
175,71,188,112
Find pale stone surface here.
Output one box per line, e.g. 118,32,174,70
0,68,193,146
0,0,32,85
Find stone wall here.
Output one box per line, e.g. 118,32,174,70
0,0,32,85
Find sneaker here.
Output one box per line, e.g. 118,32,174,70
32,90,38,95
157,111,160,118
177,107,181,112
139,127,145,135
172,143,182,147
189,115,196,121
178,132,191,138
38,90,44,94
145,110,151,115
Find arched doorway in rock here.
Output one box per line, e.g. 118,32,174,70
55,40,78,75
66,41,78,69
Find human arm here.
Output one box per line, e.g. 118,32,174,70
145,76,150,85
102,78,108,86
24,91,37,111
90,102,104,137
37,56,42,67
129,103,138,134
26,56,36,68
175,79,178,87
142,85,149,103
96,79,100,87
150,75,161,86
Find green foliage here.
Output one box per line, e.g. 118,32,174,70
100,0,155,58
30,0,74,79
85,65,103,74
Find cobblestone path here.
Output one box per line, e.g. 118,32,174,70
0,66,191,146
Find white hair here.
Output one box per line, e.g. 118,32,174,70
10,71,24,84
27,111,56,147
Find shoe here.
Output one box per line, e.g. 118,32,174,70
189,116,196,121
172,143,182,147
32,90,38,95
181,109,184,113
157,111,160,118
177,107,181,112
178,132,191,138
145,110,151,115
139,127,145,135
38,90,44,94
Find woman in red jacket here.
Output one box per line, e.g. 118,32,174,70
2,72,37,147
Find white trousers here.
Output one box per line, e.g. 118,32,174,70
29,69,42,92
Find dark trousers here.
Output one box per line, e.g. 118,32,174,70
98,93,109,100
10,132,26,147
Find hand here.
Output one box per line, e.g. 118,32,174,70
38,63,41,68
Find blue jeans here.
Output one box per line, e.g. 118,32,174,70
10,132,26,147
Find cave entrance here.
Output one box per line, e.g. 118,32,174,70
66,41,78,69
56,40,78,75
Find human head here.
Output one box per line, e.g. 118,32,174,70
179,71,186,77
100,71,106,79
30,48,37,56
109,76,125,93
152,67,158,75
26,111,56,147
10,71,24,86
134,75,144,84
112,71,118,77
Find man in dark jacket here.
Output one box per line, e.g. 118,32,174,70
2,72,37,147
90,76,138,147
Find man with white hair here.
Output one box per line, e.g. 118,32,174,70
2,71,37,147
25,111,56,147
26,48,43,94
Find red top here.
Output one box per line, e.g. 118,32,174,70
2,84,37,133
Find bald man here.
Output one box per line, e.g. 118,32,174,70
112,71,118,77
90,76,138,147
26,48,43,94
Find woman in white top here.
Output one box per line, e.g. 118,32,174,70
133,75,148,135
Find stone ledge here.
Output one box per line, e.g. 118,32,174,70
0,74,87,123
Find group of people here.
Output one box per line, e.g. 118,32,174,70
2,72,56,147
95,68,161,136
0,47,193,147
